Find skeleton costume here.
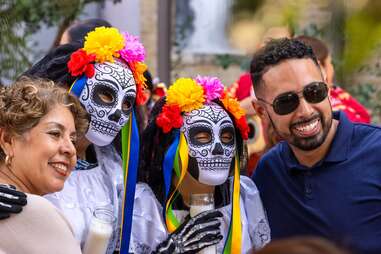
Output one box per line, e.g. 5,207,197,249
42,27,148,254
132,77,270,253
45,60,136,251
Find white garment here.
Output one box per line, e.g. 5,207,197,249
0,194,81,254
44,144,124,254
129,176,270,253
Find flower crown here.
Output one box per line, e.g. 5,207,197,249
156,76,249,139
67,26,148,105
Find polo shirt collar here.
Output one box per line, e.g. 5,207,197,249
282,111,352,170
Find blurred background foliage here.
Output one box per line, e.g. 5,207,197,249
3,0,381,122
226,0,381,123
0,0,120,84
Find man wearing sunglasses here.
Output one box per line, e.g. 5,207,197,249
251,38,381,254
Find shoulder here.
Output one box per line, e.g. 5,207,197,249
25,194,64,215
253,143,284,176
24,194,76,234
134,183,163,214
135,182,159,201
239,176,259,195
0,194,81,254
352,122,381,147
260,142,284,164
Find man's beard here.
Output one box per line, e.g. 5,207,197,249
268,111,333,151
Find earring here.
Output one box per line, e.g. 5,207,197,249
5,154,12,167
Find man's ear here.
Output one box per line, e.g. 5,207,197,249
251,99,266,119
318,62,328,84
0,128,14,158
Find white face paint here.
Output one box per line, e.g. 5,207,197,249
79,59,136,146
181,103,235,186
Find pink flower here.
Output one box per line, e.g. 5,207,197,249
119,32,145,63
195,76,224,103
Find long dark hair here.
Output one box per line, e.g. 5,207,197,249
138,97,244,204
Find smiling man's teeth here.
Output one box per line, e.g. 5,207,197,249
295,119,318,132
293,118,320,137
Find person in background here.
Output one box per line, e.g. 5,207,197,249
0,77,88,254
251,38,381,254
59,18,112,45
296,35,371,123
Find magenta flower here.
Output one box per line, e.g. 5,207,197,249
196,76,224,103
119,32,145,63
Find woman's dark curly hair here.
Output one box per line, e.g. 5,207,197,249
0,77,88,162
250,38,320,92
138,97,245,203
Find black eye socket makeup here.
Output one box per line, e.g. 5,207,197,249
93,84,117,106
189,125,213,146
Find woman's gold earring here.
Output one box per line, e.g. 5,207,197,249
5,154,12,167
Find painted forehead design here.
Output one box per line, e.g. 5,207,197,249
92,60,136,91
184,103,232,125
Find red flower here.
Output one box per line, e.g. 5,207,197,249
236,117,249,140
156,105,183,133
135,84,148,105
67,49,96,78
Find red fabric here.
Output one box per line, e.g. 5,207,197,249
329,86,371,124
227,73,252,100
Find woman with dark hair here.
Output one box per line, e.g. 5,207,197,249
129,76,270,253
60,18,112,45
1,27,148,253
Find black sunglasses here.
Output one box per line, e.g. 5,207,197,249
257,82,328,115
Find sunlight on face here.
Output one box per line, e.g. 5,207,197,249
258,58,332,151
12,104,77,195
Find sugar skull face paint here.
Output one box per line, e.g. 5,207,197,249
181,103,235,185
79,59,136,146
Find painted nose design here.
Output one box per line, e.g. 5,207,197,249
212,143,224,155
108,109,122,122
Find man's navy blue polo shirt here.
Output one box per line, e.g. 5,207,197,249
252,111,381,254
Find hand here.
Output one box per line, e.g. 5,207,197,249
154,209,223,254
0,184,27,219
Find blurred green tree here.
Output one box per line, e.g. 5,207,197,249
0,0,120,84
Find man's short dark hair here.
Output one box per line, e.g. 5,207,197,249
250,38,319,92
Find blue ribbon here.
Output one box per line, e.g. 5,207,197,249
70,75,87,97
120,110,139,254
163,130,180,201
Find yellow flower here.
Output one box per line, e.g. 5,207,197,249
221,94,245,119
84,27,125,63
167,78,205,112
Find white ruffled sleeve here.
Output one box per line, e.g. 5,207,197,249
129,183,168,254
240,176,271,250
